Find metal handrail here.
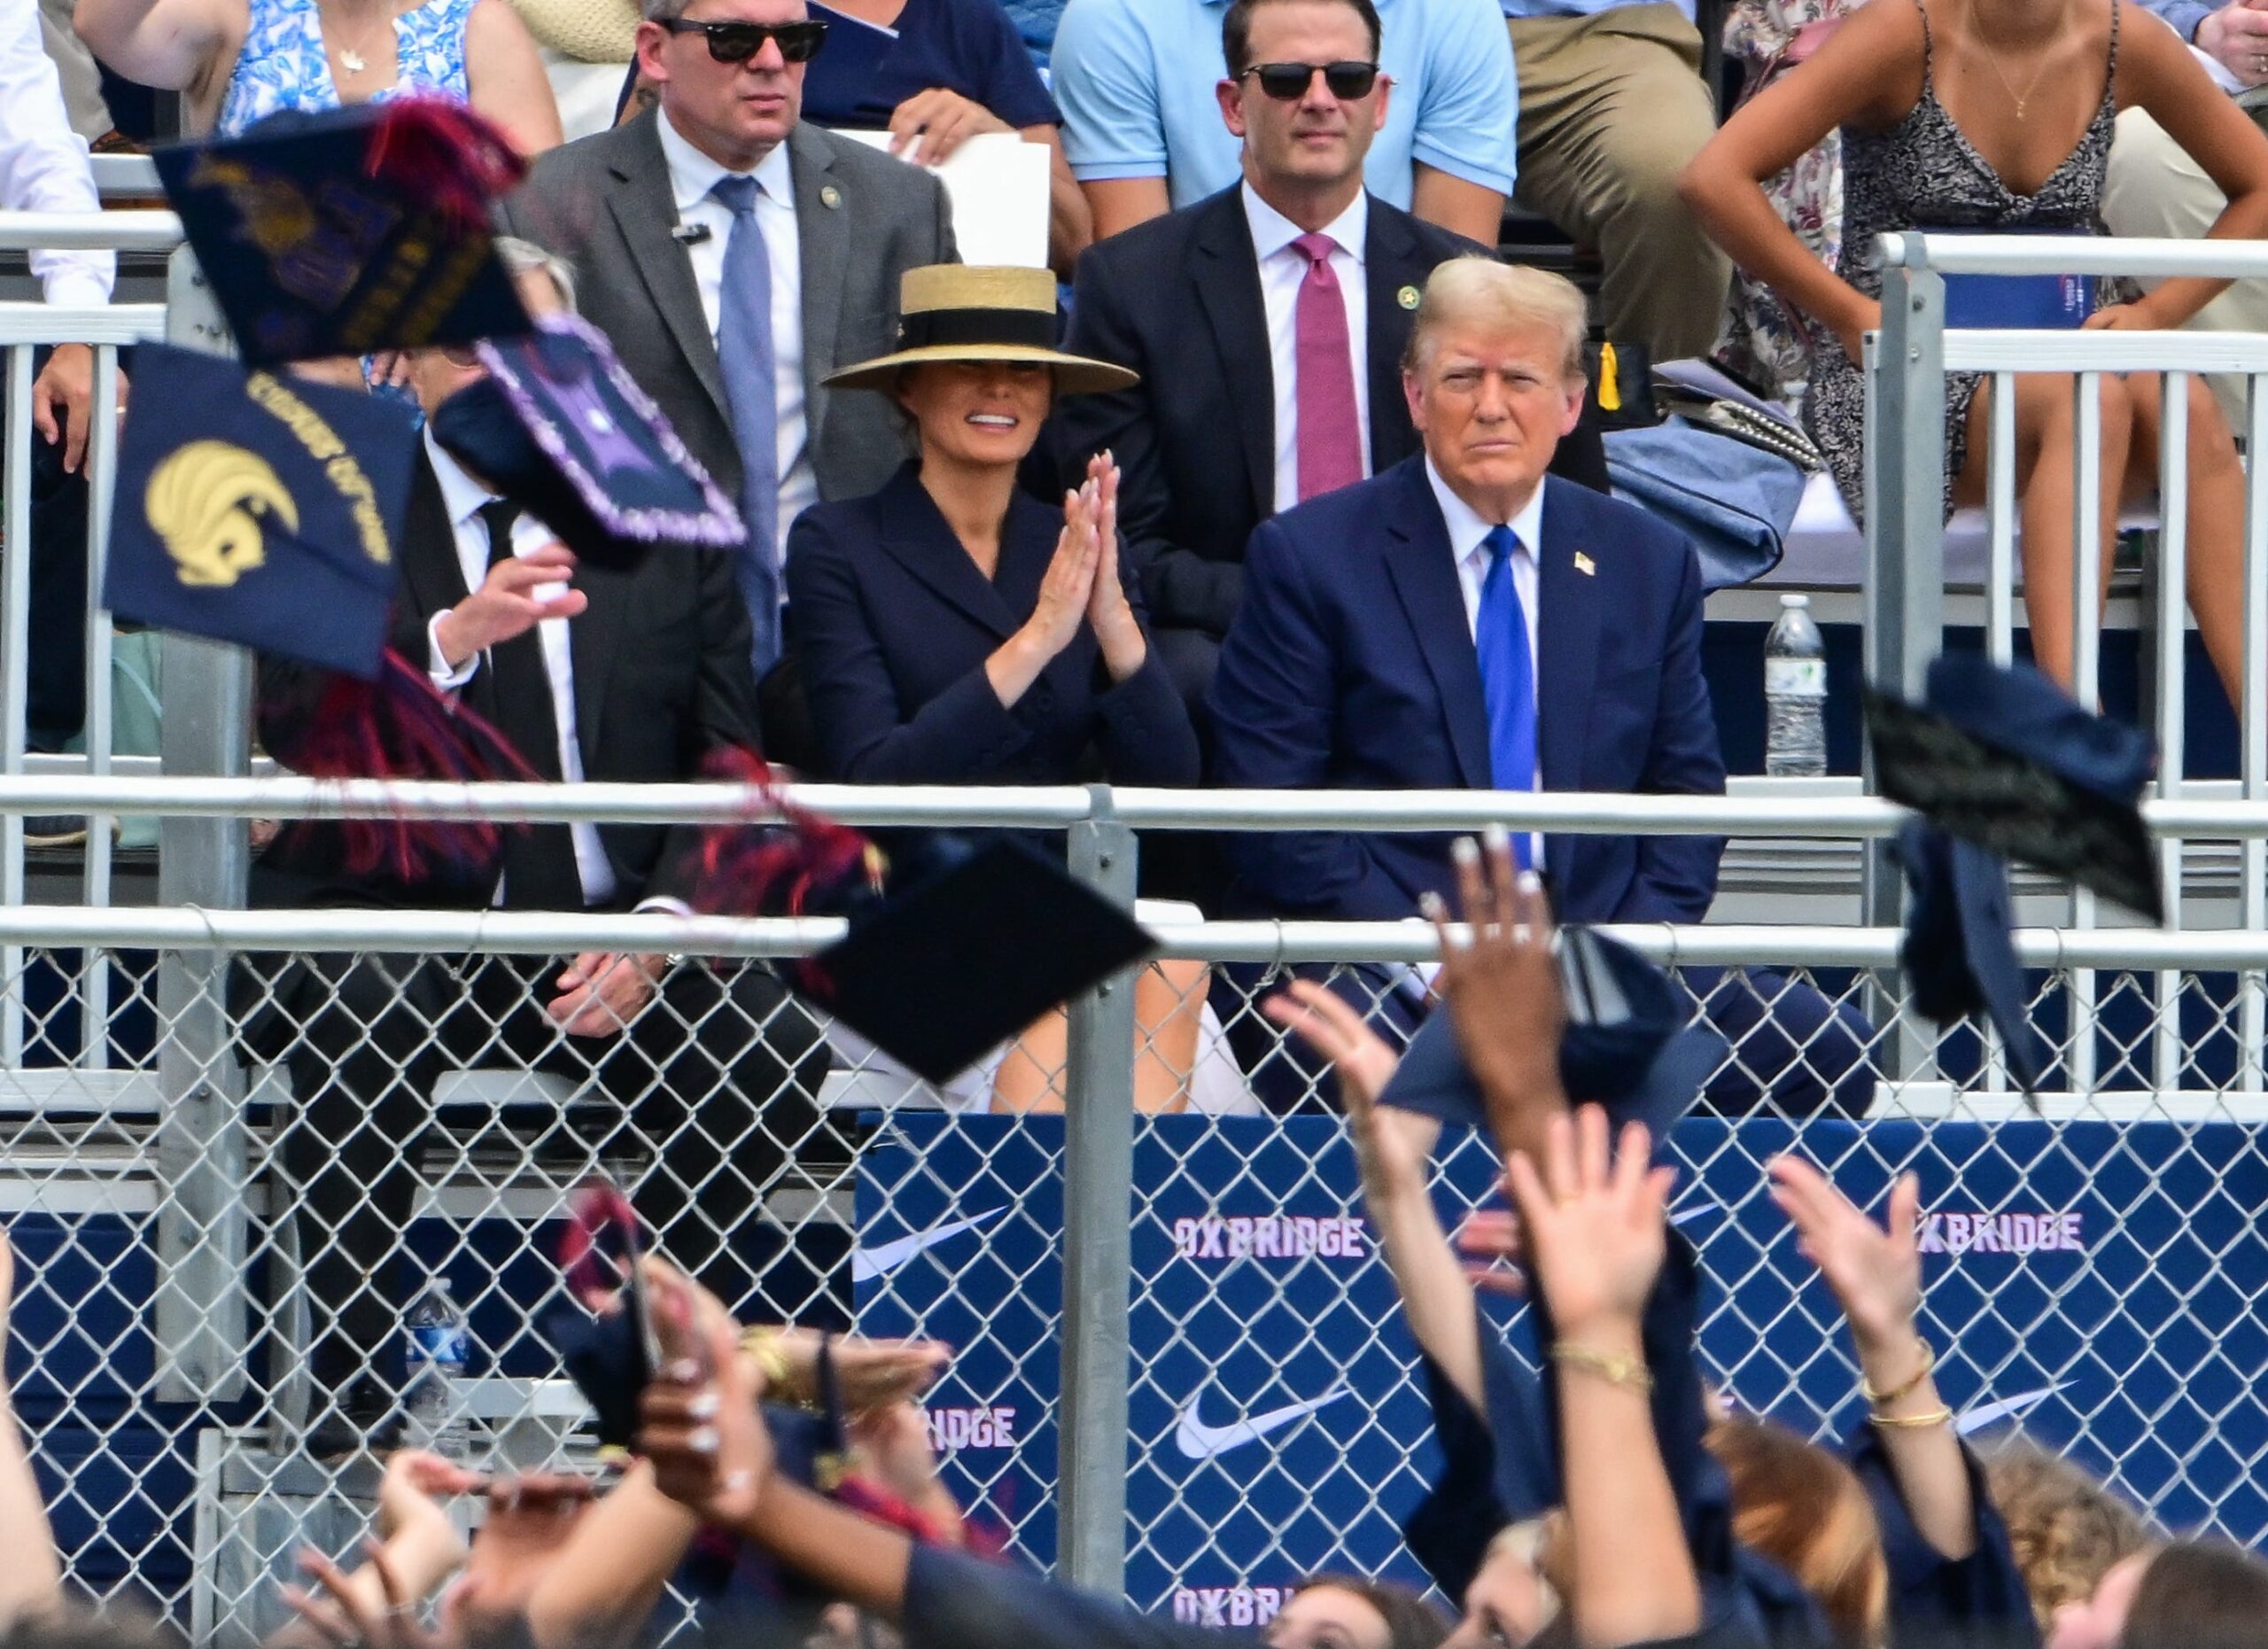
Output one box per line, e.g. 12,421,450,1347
1878,231,2268,278
2,774,2267,837
0,211,184,253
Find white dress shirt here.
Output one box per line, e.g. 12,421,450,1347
656,107,813,570
0,0,113,307
422,432,618,910
1429,457,1546,863
1242,183,1370,513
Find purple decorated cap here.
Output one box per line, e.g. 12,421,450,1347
427,313,745,569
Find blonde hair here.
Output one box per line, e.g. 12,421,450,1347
1707,1417,1890,1649
1983,1442,2154,1629
1402,257,1588,381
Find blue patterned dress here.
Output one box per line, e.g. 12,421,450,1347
214,0,476,136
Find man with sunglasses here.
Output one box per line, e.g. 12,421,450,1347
500,0,956,751
1056,0,1605,753
1052,0,1515,245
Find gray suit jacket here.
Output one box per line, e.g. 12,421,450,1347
498,109,959,505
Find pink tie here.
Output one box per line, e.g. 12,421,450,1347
1292,231,1363,502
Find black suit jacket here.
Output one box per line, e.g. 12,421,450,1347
784,462,1198,789
1058,186,1609,642
251,452,763,913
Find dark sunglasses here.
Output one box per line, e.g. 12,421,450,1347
1238,59,1379,101
659,17,827,64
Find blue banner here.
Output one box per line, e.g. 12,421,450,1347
854,1115,2268,1623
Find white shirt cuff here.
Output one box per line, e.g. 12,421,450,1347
427,614,479,689
634,896,694,919
40,270,114,310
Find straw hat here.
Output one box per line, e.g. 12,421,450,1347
507,0,638,64
823,265,1138,395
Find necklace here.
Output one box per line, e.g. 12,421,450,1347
1967,11,2056,120
321,1,387,77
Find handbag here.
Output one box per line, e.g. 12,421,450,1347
1602,414,1806,590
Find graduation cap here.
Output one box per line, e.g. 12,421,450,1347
427,314,746,569
153,97,532,366
1379,925,1727,1140
1865,653,2161,921
105,342,415,678
1895,820,2052,1092
687,754,1155,1082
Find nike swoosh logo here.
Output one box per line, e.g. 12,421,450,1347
850,1208,1005,1283
1174,1387,1348,1459
1670,1202,1720,1228
1955,1383,2065,1436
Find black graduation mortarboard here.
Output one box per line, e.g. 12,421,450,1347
1895,820,2052,1092
804,836,1156,1082
1379,925,1727,1140
1865,653,2161,921
426,315,746,569
105,342,414,679
153,97,532,366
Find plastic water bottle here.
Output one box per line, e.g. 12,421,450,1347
403,1280,471,1459
1764,593,1829,777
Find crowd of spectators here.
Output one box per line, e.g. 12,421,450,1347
6,0,2268,1599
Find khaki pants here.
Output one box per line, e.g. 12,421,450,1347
2101,102,2268,428
36,0,113,142
1507,3,1731,359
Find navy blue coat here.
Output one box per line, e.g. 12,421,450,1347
785,462,1200,790
1207,455,1725,925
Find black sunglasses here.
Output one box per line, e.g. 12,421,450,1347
1238,59,1379,101
659,17,828,64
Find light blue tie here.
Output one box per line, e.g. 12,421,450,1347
710,174,782,674
1475,524,1538,869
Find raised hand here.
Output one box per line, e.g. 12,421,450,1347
1079,453,1147,681
761,1327,951,1416
1029,484,1103,657
445,1473,594,1640
374,1449,482,1560
1767,1157,1923,1368
639,1305,771,1531
432,543,587,670
1262,979,1435,1210
1424,829,1569,1168
282,1543,440,1649
1503,1108,1674,1342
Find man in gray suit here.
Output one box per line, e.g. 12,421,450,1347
500,0,956,745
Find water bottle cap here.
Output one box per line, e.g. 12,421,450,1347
1780,593,1808,610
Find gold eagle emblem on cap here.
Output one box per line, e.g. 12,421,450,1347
146,440,298,588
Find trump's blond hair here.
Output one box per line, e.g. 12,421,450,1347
1402,257,1588,382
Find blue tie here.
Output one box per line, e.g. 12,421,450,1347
1475,525,1537,868
710,174,782,674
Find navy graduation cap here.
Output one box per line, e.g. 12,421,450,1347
1866,651,2161,921
105,342,416,680
1380,924,1727,1141
153,97,532,367
1896,820,2051,1092
427,314,745,569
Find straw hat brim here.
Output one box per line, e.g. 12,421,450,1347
823,342,1138,396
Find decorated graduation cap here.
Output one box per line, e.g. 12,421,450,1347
153,97,532,366
106,342,412,677
690,752,1155,1082
1868,653,2158,1093
426,314,746,569
105,342,536,880
1379,924,1728,1140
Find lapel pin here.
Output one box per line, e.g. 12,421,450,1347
1573,551,1596,577
819,183,843,210
1397,284,1420,310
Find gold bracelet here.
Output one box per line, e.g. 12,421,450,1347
1550,1342,1655,1396
1869,1404,1954,1430
740,1326,793,1390
1861,1338,1936,1408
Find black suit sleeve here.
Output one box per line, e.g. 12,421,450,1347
1060,245,1243,639
649,537,763,905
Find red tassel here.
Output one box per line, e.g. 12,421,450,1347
365,96,528,226
692,746,879,922
265,648,540,881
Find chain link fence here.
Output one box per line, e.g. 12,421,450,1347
4,894,2263,1640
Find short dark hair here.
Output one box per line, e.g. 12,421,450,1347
1221,0,1384,78
2124,1541,2268,1649
1291,1577,1452,1649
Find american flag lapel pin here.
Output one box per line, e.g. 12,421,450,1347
1573,551,1596,577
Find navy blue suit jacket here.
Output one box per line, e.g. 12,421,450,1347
785,462,1199,789
1208,455,1724,926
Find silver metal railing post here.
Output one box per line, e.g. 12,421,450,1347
151,245,254,1403
1058,786,1138,1592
